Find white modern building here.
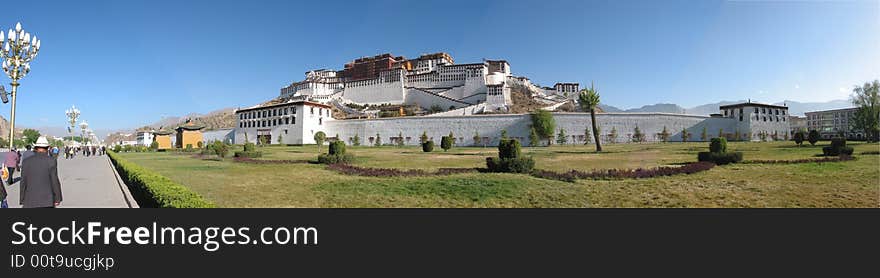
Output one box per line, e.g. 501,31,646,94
136,131,154,147
235,100,334,145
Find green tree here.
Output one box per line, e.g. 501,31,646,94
374,133,382,146
397,131,405,147
808,130,820,145
681,128,690,142
632,126,644,143
556,128,568,145
277,134,283,144
578,83,602,151
22,129,41,146
500,129,508,140
448,131,455,146
314,131,326,151
352,134,360,146
420,131,428,144
608,127,618,144
440,136,452,152
701,126,708,141
718,128,724,139
583,127,592,145
793,131,805,146
530,109,556,146
528,127,539,147
473,131,481,146
658,126,669,143
851,79,880,142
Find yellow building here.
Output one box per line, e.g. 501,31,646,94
175,121,206,148
153,130,174,150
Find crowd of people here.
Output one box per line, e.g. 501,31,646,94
0,136,103,208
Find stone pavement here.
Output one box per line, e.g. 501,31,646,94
1,151,136,208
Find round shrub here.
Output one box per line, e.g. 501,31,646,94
243,142,256,152
822,137,853,156
808,130,820,145
441,136,452,151
793,131,805,145
329,141,346,155
422,141,434,152
498,139,522,159
709,137,727,153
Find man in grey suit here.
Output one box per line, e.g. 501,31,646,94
20,137,63,208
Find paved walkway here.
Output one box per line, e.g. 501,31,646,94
2,152,135,208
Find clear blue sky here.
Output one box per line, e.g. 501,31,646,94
4,0,879,132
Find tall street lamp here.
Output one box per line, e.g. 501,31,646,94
0,22,41,149
79,121,88,144
65,105,80,143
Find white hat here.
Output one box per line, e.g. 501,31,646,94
34,136,50,148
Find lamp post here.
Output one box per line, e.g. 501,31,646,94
65,105,80,143
0,22,41,149
80,121,88,144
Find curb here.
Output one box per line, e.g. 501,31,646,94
106,156,139,208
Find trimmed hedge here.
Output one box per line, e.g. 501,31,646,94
822,137,854,156
532,162,716,182
107,151,214,208
318,153,355,164
486,157,535,173
709,137,727,153
234,151,263,158
422,141,434,152
327,164,476,177
697,151,743,165
328,141,346,155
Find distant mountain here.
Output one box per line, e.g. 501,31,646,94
145,107,236,131
599,99,854,117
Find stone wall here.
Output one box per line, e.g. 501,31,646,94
324,112,739,147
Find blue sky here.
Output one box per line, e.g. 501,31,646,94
4,0,879,132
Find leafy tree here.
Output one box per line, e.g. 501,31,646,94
473,131,481,146
658,126,669,143
22,129,41,146
701,126,708,141
448,131,455,146
808,130,820,145
681,128,690,142
528,127,539,147
314,131,326,149
793,131,805,146
150,141,159,150
259,136,269,146
578,83,602,152
608,127,618,144
352,134,360,146
583,127,592,145
556,128,568,145
441,136,452,151
420,131,428,144
851,79,880,142
632,126,645,143
374,133,382,146
530,109,556,146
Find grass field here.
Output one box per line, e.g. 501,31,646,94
115,141,880,208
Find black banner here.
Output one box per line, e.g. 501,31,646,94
2,209,878,276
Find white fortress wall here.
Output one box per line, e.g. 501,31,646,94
342,78,406,105
324,113,738,147
404,88,473,110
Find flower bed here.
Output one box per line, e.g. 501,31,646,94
326,164,477,177
531,162,716,183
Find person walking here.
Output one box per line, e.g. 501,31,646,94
19,137,63,208
4,148,20,185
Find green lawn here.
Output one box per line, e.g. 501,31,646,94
115,141,880,208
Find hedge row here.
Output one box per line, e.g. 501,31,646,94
742,155,855,164
234,151,263,158
697,151,743,165
531,162,716,183
108,151,215,208
326,164,476,177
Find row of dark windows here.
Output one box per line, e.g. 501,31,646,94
239,117,296,128
239,106,297,120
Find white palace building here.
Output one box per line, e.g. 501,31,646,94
232,52,790,146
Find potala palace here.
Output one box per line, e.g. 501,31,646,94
231,52,791,146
